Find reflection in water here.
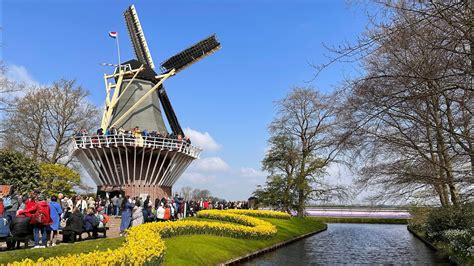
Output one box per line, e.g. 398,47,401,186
246,224,449,265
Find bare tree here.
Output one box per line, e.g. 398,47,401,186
327,1,473,205
191,188,212,200
6,88,49,160
5,79,99,164
0,62,24,114
269,87,348,217
180,186,193,201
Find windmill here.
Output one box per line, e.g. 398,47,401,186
71,4,220,200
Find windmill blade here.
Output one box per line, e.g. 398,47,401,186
157,85,184,137
160,34,220,74
124,5,155,69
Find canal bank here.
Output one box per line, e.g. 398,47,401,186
221,225,327,265
407,226,462,265
244,223,450,265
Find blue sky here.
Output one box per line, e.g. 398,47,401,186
2,0,369,200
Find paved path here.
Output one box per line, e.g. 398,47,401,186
106,216,121,238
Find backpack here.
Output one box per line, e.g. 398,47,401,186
32,205,49,225
91,215,99,227
0,218,10,237
3,197,12,209
102,214,110,224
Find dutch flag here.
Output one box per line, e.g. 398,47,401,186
109,31,118,38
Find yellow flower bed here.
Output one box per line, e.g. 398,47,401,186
8,210,283,266
225,209,291,219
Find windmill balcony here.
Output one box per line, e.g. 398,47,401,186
72,135,201,159
70,134,201,193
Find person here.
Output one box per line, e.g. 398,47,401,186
4,189,20,224
119,196,134,236
57,193,65,208
62,196,73,210
31,194,53,248
83,208,99,239
112,195,119,216
170,201,175,221
48,195,62,246
9,210,33,249
0,198,4,217
131,201,144,227
99,196,107,213
143,195,151,221
76,196,87,214
87,197,95,209
143,196,150,210
62,208,84,243
105,198,112,215
156,203,165,222
154,198,161,210
163,204,171,221
21,194,36,218
96,207,106,229
173,194,180,219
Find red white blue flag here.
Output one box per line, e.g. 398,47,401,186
108,31,118,38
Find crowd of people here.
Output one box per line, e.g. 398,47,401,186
116,194,250,235
0,189,251,250
0,190,110,249
74,126,192,144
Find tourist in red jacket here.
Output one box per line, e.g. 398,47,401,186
31,194,52,248
0,199,4,217
21,195,37,218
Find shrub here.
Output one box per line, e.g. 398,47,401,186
408,207,431,232
426,205,474,242
443,229,474,260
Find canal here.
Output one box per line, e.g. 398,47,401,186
247,224,449,265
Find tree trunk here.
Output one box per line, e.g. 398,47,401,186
431,97,460,206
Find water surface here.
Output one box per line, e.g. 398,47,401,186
247,223,449,265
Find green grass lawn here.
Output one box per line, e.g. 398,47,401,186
311,216,409,224
1,217,325,265
0,237,125,265
162,217,326,265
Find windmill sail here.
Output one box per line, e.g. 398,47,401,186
161,34,221,73
124,5,155,69
157,86,184,137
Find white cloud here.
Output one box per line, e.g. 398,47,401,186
5,64,39,87
181,172,215,184
184,127,221,152
239,167,266,178
193,157,229,172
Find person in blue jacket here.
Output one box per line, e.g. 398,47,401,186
119,195,134,236
48,195,62,246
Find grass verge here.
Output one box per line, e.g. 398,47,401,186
0,237,125,265
162,217,326,265
311,216,409,224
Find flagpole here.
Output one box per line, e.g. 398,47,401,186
116,34,121,70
